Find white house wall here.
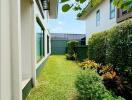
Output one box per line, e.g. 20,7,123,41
34,1,51,69
0,0,51,99
0,0,12,99
21,0,34,81
86,0,117,44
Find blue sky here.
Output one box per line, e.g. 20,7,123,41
47,2,86,34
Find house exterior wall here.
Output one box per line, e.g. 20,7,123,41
85,0,117,44
0,0,12,100
34,0,51,70
0,0,52,100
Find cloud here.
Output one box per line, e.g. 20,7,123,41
58,21,63,25
50,26,63,33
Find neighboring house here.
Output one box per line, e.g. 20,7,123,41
78,0,132,44
0,0,58,100
51,33,86,55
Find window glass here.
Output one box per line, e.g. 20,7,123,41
36,20,45,62
110,0,115,19
96,10,100,26
47,35,49,54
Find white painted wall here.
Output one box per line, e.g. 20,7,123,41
0,0,51,99
21,0,33,80
0,0,22,99
34,1,51,70
86,0,117,44
0,0,12,100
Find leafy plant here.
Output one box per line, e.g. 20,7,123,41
61,0,132,17
66,40,79,60
75,70,124,100
79,59,100,70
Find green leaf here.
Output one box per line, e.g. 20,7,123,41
80,0,86,4
62,4,72,12
61,0,69,3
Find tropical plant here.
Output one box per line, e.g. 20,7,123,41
79,59,100,70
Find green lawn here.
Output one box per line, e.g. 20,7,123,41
27,55,80,100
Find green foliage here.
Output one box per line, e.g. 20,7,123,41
113,0,132,11
61,0,132,17
75,70,124,100
66,40,79,60
61,0,69,3
88,31,107,65
87,19,132,99
62,4,72,12
66,53,77,60
88,19,132,69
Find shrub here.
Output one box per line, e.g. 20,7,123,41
66,53,76,60
75,70,124,100
88,31,107,65
79,59,100,70
88,19,132,70
87,19,132,99
66,40,79,60
79,60,126,98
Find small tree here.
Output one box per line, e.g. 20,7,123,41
66,40,79,60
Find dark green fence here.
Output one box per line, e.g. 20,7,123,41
51,40,68,55
75,45,88,61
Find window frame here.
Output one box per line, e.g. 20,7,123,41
110,0,115,19
47,35,50,54
96,10,100,26
36,17,45,63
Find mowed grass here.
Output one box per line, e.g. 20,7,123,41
27,55,80,100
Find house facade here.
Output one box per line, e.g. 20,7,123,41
78,0,132,44
0,0,58,100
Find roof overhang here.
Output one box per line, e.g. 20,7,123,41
49,0,58,19
77,0,104,20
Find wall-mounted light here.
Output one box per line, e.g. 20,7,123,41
41,0,49,10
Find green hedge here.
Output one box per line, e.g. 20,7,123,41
88,19,132,70
88,31,107,64
75,45,88,61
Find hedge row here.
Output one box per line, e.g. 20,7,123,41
88,19,132,70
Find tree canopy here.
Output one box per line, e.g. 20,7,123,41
61,0,132,18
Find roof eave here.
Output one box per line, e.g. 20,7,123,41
49,0,58,19
77,0,104,20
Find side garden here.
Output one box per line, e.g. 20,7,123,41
66,19,132,100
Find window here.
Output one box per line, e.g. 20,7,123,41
110,0,115,19
122,9,128,15
96,10,100,26
47,35,49,54
36,19,45,62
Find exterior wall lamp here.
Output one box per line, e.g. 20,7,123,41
41,0,49,10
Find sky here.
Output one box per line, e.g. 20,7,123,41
47,1,86,34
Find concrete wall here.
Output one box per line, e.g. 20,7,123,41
85,0,117,44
